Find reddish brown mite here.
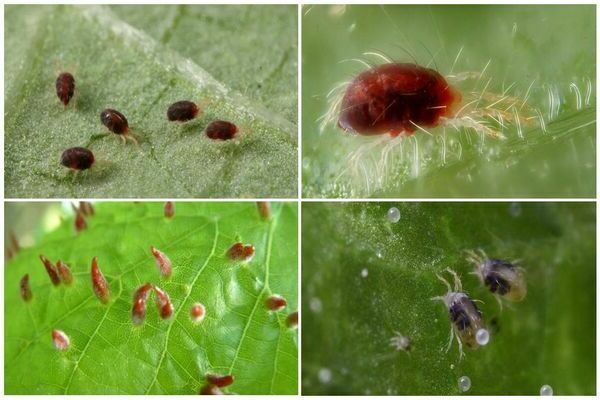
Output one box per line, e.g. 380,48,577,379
153,285,173,319
60,147,95,171
91,257,110,304
56,72,75,106
164,201,175,219
206,120,238,140
100,108,129,134
132,283,153,325
56,260,73,285
199,384,223,395
167,100,199,122
338,63,460,137
206,373,235,388
265,294,287,311
52,329,70,351
20,274,32,302
286,311,298,328
227,242,255,262
39,255,61,286
257,201,270,220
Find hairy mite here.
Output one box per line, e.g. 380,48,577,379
206,373,235,388
199,384,223,395
56,260,73,285
56,72,75,106
150,246,172,279
286,311,298,328
190,303,206,323
91,257,110,304
466,249,527,306
432,268,487,360
51,329,70,351
389,331,412,353
167,100,199,122
164,201,175,219
206,120,238,140
227,242,255,262
153,285,173,319
20,274,32,302
39,255,61,286
132,283,153,325
257,201,271,220
337,63,460,137
265,294,287,311
101,108,129,134
60,147,95,171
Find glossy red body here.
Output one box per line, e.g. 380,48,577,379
56,72,75,106
206,120,238,140
60,147,95,170
101,109,129,134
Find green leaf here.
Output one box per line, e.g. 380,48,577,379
302,5,595,198
301,202,595,395
5,5,297,198
5,202,298,394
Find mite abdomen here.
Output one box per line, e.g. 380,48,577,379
56,72,75,106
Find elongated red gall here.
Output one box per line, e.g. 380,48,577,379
206,373,235,388
167,100,199,122
79,201,95,216
56,72,75,106
199,384,223,395
52,329,70,351
72,203,87,233
164,201,175,218
190,303,206,323
153,285,173,319
39,255,61,286
206,120,238,140
60,147,95,171
91,257,110,304
286,311,298,328
265,294,287,311
132,283,153,325
56,260,73,285
257,201,270,220
20,274,32,302
150,246,172,279
227,242,255,262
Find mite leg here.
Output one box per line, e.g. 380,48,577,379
445,268,462,292
445,326,455,353
435,273,452,293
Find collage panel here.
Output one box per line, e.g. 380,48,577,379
302,4,595,198
302,201,595,395
4,201,298,394
5,4,298,199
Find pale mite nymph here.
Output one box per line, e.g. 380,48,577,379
389,331,412,354
432,268,488,360
466,249,527,307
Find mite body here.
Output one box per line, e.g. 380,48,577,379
56,72,75,106
389,331,412,353
60,147,95,171
432,268,487,360
206,120,238,140
100,109,138,145
167,100,199,122
466,249,527,305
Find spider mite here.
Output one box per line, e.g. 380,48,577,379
132,283,153,325
153,285,173,319
466,249,527,306
205,120,238,140
39,255,61,286
56,72,75,106
56,260,73,285
389,331,412,353
20,274,32,302
60,147,95,171
91,257,110,304
167,100,199,122
164,201,175,219
71,203,87,233
51,329,70,351
227,242,255,262
286,311,298,328
265,294,287,311
257,201,271,220
199,384,223,395
190,303,206,323
431,268,488,360
100,108,138,145
206,373,235,388
150,246,172,279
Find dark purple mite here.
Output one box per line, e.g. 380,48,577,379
206,120,238,140
60,147,95,171
56,72,75,106
100,109,129,134
167,101,199,122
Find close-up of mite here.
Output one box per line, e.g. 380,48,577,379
55,72,75,106
100,108,139,145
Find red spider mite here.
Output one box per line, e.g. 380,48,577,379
206,120,238,140
206,373,235,388
265,294,287,311
153,285,173,319
100,108,138,145
56,72,75,106
60,147,95,171
39,255,61,286
91,256,110,304
20,274,32,302
132,283,153,325
56,260,73,285
167,100,199,122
